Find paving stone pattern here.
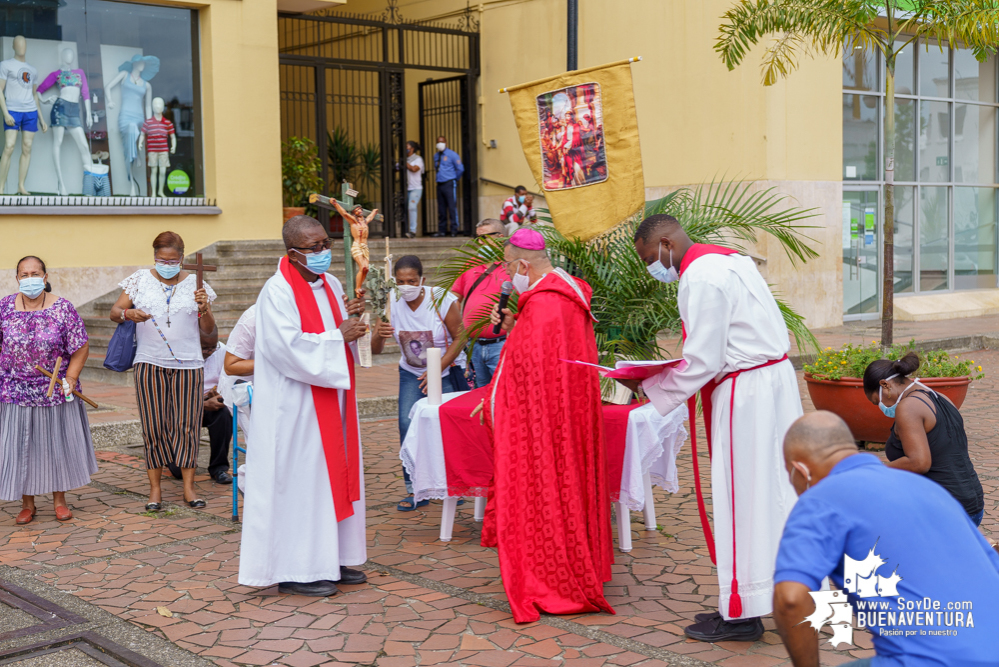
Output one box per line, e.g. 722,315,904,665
2,350,998,666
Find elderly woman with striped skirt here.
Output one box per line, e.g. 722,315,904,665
110,232,216,511
0,256,97,525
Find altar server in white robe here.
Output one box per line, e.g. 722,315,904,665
238,215,370,597
626,214,801,643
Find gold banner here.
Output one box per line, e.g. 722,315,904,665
504,59,644,242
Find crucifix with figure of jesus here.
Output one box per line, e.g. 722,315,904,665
310,181,383,301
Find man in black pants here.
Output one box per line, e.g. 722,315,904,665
433,135,464,237
167,330,233,484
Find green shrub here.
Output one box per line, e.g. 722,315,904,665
804,340,984,381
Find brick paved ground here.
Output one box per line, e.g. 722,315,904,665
3,348,998,666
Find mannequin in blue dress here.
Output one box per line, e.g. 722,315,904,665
106,55,159,196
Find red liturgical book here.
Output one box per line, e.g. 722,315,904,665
559,358,685,380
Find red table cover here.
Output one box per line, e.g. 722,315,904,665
439,388,642,499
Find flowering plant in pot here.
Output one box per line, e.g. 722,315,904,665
803,341,984,444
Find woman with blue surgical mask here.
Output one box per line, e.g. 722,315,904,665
864,352,984,524
0,255,96,525
110,232,217,512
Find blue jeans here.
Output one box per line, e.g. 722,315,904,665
971,509,984,526
407,188,422,234
472,339,505,388
399,365,469,494
436,179,459,234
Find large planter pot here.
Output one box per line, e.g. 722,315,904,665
283,207,305,223
804,374,972,444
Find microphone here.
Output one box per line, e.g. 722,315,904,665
493,281,513,334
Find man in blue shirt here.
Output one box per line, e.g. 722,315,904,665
774,411,999,666
433,135,464,237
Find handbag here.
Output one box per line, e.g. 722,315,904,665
103,319,137,372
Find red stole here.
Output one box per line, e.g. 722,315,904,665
279,257,361,521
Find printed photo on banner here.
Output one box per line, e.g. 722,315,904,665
399,330,434,368
536,82,606,191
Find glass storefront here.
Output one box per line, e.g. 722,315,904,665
0,0,201,198
842,38,999,318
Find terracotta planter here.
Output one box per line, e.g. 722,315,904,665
804,374,971,443
283,207,305,223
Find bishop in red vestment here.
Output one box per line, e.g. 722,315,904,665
482,228,614,624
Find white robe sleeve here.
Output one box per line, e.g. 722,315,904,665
257,279,352,390
641,277,733,417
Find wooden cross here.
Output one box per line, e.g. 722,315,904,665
309,181,384,300
35,364,99,408
182,252,217,290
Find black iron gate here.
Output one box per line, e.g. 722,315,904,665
278,7,479,237
419,76,475,236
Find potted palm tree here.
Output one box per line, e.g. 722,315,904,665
281,137,323,223
434,180,821,382
804,342,983,443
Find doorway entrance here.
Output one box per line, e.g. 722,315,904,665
843,190,881,319
278,8,480,237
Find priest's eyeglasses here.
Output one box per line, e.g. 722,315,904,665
290,238,333,254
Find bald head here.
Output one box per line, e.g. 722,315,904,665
283,215,324,250
476,219,505,236
784,411,858,460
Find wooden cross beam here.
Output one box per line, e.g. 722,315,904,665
35,364,99,408
309,181,383,301
182,252,217,290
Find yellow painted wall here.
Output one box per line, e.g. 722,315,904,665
1,0,285,275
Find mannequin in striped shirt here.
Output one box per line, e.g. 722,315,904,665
138,97,176,197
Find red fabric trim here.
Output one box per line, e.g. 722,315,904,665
279,257,360,522
678,243,738,277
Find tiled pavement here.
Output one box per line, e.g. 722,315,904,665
2,348,998,666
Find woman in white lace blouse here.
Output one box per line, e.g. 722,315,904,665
109,232,216,511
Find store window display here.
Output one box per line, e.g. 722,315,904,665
0,36,48,195
38,48,93,196
0,0,201,200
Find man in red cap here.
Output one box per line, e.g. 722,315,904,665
483,228,614,624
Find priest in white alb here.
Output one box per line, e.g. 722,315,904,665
238,215,370,597
623,214,802,643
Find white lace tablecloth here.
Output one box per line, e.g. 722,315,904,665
400,393,687,509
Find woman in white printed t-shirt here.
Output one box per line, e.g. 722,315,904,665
371,254,468,511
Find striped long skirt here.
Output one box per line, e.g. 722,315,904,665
0,399,98,501
134,363,204,470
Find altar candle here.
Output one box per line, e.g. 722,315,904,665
426,347,443,406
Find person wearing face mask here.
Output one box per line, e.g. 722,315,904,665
863,353,984,524
404,140,424,238
499,185,537,235
110,232,216,512
369,255,468,511
0,256,96,525
773,411,999,667
485,228,614,624
620,214,802,642
432,135,464,237
238,215,369,599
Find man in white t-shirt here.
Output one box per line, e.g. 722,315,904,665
200,330,233,485
0,35,48,196
404,141,425,238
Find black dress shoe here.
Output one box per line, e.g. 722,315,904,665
167,463,182,480
212,471,233,485
339,567,367,585
278,580,339,597
684,616,763,643
432,232,445,237
694,610,722,623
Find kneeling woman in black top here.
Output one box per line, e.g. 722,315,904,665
864,352,984,526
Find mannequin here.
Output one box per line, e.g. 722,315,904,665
39,48,93,196
138,97,175,197
83,151,110,197
105,54,158,196
0,36,48,195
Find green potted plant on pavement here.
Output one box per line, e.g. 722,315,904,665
804,341,983,443
281,137,323,223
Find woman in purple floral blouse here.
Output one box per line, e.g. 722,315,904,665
0,256,97,526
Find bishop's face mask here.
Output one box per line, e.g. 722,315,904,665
511,261,531,293
646,244,679,284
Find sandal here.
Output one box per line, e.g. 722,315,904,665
397,496,429,512
144,503,162,511
187,499,206,509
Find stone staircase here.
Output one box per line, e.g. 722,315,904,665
78,236,472,386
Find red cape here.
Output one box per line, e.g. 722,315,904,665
482,271,614,623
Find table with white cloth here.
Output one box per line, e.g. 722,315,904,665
400,390,688,552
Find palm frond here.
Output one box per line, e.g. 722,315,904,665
716,0,883,84
902,2,999,61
